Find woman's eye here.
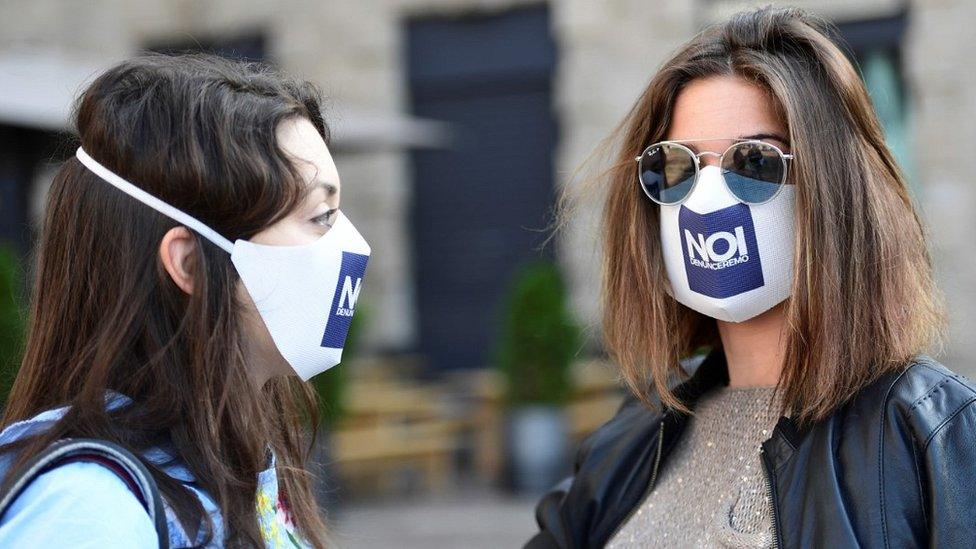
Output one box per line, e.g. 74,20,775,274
312,209,337,228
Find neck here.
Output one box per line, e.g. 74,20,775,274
716,302,787,388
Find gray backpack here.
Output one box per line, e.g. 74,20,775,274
0,438,169,548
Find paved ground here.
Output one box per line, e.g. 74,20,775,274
331,490,539,548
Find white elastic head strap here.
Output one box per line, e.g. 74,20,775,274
75,146,236,254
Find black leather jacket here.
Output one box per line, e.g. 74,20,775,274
526,352,976,548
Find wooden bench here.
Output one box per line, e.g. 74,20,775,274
330,379,460,494
467,359,625,482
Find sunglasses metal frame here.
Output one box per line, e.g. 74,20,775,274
634,139,795,206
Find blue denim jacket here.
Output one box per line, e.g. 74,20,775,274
0,395,287,548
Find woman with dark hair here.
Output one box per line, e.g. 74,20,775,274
0,53,369,547
528,6,973,548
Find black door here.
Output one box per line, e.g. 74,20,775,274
0,126,62,255
407,5,557,373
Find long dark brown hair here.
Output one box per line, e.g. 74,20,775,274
577,6,945,424
1,53,331,547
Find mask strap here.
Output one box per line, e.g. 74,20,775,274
75,147,236,254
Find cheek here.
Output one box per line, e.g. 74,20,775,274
253,217,322,246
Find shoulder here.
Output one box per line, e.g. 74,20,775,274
860,355,976,449
575,355,713,468
0,461,158,547
527,391,664,549
576,390,663,469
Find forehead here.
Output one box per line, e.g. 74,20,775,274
275,117,340,188
667,75,787,143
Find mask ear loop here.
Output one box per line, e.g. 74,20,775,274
75,147,236,254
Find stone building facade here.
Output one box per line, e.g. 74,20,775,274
1,0,972,374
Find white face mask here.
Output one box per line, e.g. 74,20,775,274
75,146,370,380
659,165,794,322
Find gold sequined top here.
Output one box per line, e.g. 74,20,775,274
607,385,782,548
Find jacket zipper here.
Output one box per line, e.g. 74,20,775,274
606,422,666,544
759,446,782,549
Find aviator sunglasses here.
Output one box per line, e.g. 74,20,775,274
636,138,794,205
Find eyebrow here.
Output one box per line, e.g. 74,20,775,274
740,132,789,146
311,180,339,196
677,133,790,153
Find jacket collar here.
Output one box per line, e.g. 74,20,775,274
663,349,808,468
0,391,200,482
671,350,729,403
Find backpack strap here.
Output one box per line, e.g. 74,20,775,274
0,438,169,549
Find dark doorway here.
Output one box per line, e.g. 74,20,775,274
0,125,64,256
406,5,557,374
143,33,266,63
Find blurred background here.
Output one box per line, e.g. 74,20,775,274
0,0,974,547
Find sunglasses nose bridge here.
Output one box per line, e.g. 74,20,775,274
696,150,723,168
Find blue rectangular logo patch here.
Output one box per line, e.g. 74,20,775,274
321,251,369,349
678,204,763,298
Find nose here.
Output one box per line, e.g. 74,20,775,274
698,151,722,168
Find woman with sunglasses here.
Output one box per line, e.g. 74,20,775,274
0,54,370,547
527,6,973,549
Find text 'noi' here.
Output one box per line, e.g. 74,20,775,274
684,226,750,270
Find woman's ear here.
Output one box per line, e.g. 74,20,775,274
159,226,197,295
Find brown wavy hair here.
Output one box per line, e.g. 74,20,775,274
582,6,945,424
1,53,330,547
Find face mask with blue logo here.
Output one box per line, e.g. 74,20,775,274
75,146,370,380
659,165,794,322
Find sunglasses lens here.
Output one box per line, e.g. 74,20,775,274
722,141,786,203
638,143,696,204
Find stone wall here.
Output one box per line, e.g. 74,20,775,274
2,0,972,374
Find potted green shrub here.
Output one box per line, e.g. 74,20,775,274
495,259,581,494
308,304,366,512
0,244,25,409
311,304,366,428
